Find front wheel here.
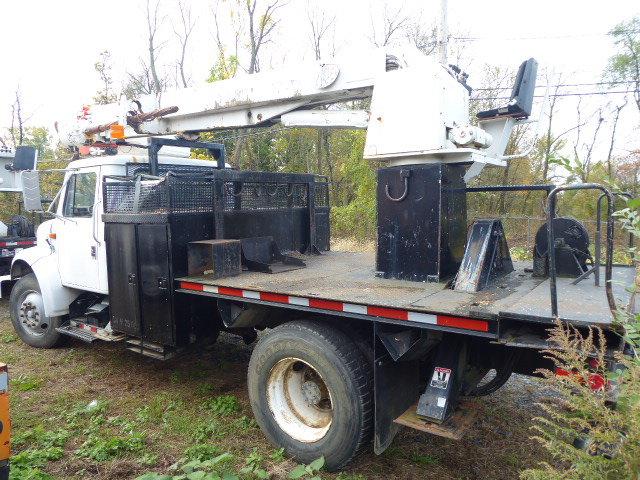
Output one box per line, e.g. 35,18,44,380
247,320,373,471
10,273,63,348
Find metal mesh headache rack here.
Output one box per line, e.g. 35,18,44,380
102,167,331,253
103,168,328,216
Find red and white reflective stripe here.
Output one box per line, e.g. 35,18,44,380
0,240,36,247
178,281,489,332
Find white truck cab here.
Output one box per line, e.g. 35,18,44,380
8,153,220,346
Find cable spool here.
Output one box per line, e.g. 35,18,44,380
533,217,591,277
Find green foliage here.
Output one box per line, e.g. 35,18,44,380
239,448,269,478
203,395,241,416
75,431,146,461
269,448,285,462
185,444,222,461
288,456,325,479
0,332,17,343
606,18,640,92
10,446,62,480
521,195,640,479
208,54,239,83
11,375,43,392
136,452,237,480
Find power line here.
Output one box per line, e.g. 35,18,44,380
473,81,636,91
451,30,640,42
471,90,633,101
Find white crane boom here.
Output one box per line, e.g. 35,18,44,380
56,46,538,169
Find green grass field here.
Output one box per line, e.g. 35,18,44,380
0,300,552,479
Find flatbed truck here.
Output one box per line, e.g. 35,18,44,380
5,46,636,470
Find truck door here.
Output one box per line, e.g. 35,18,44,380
56,168,104,292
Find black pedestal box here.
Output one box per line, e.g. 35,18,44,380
376,164,467,282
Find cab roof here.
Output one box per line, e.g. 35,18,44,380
66,154,219,170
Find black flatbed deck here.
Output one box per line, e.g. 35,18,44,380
176,250,635,330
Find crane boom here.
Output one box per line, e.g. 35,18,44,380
56,46,537,169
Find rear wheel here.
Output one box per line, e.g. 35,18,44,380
10,274,63,348
248,320,373,471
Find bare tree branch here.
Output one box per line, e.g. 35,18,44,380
146,0,165,95
173,0,196,88
369,3,408,47
605,97,629,176
306,1,335,61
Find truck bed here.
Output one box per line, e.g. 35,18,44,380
177,251,635,328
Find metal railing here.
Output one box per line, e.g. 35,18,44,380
547,184,616,319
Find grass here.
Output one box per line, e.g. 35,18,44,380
0,300,552,479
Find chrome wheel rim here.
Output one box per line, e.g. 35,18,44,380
17,290,49,337
267,357,333,443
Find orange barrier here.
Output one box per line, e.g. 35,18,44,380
0,363,9,480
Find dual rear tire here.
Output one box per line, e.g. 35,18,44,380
248,320,373,471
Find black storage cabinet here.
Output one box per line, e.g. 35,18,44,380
104,213,214,347
102,168,330,347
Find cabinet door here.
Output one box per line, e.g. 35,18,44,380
137,224,174,346
105,223,141,336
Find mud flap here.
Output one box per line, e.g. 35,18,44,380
373,323,420,454
417,335,468,422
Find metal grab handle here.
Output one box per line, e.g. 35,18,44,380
547,184,616,319
384,169,411,202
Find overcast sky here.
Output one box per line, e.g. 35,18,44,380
1,0,639,158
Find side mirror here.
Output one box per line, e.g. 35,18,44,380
11,146,38,171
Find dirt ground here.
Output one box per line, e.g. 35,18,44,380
0,299,553,479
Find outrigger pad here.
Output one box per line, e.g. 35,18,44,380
453,219,514,293
240,236,306,274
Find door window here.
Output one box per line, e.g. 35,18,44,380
62,173,97,218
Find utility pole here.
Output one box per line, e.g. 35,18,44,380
439,0,448,65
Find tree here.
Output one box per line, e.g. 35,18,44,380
8,88,30,148
307,2,334,61
306,3,335,177
404,16,438,56
173,0,196,88
145,0,166,95
607,17,640,115
242,0,285,74
123,59,158,99
93,50,118,104
369,3,408,47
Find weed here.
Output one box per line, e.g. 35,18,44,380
269,448,285,463
10,446,63,480
240,448,269,479
197,383,216,396
288,456,325,479
12,426,71,449
410,453,439,467
185,444,222,461
137,453,237,480
336,474,367,480
76,432,146,461
11,375,42,392
0,332,17,343
192,420,221,442
139,452,159,466
203,395,240,416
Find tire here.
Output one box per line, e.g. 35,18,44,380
247,320,373,471
9,274,63,348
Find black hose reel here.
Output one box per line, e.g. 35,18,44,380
533,217,592,277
